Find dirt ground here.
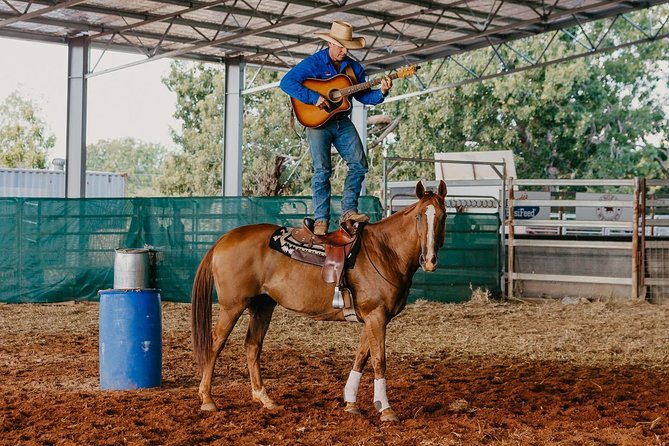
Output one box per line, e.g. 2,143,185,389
1,297,668,446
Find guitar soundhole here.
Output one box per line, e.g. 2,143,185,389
329,89,342,101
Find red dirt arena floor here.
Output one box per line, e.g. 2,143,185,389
1,299,668,445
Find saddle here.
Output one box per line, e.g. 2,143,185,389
290,218,361,319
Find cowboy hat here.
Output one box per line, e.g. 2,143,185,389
315,21,366,49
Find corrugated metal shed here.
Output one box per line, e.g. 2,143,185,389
0,168,127,198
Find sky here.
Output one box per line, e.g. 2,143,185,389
0,36,181,161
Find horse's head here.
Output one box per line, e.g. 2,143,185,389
412,180,447,272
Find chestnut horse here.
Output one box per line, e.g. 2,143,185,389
191,180,447,422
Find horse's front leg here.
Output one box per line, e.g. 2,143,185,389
364,310,399,422
245,295,280,410
343,328,370,415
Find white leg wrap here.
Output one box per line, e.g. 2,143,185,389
373,378,391,412
344,370,362,403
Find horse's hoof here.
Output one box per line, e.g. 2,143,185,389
200,402,217,412
380,408,399,422
252,386,282,411
344,402,361,415
263,401,283,411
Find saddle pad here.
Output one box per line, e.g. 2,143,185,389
269,227,326,258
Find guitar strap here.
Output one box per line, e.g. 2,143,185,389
344,65,358,84
287,96,296,131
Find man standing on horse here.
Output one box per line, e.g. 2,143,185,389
279,20,393,235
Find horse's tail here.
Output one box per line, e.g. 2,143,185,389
191,247,215,372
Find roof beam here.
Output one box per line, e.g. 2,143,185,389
87,0,441,48
14,0,481,49
0,0,87,29
90,0,232,39
0,0,666,73
363,0,644,67
385,30,669,103
87,0,383,76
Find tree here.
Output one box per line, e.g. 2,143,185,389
155,7,668,197
0,92,55,169
155,61,226,196
242,67,310,196
87,138,168,196
382,11,668,182
156,61,310,196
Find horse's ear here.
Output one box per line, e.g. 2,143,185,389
415,181,425,198
437,180,447,198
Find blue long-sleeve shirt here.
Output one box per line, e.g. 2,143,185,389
279,49,385,107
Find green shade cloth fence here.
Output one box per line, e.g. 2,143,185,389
410,212,502,302
0,197,500,303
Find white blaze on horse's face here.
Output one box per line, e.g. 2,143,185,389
419,204,438,272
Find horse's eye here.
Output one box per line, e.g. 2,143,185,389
416,215,421,221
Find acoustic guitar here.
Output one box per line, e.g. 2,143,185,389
290,65,419,128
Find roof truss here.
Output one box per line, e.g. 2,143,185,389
1,0,667,76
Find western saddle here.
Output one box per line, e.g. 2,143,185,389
291,218,360,317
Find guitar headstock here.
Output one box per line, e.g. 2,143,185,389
396,65,420,78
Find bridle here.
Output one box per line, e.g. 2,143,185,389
362,200,445,289
417,199,445,270
417,213,432,270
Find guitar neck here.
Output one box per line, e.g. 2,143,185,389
339,72,401,97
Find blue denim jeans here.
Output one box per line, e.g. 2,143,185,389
306,116,368,222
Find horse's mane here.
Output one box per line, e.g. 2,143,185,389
401,201,419,215
367,192,433,231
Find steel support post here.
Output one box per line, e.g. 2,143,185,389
65,36,89,198
632,177,640,299
223,57,245,196
351,101,367,195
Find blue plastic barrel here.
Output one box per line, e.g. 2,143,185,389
99,289,162,390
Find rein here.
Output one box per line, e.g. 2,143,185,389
361,232,402,289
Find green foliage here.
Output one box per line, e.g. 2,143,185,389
156,62,312,196
242,68,311,196
381,12,668,182
86,137,168,196
0,92,54,169
157,8,668,198
155,61,226,196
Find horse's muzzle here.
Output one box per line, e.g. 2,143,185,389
419,253,438,272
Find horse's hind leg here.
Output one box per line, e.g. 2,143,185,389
344,328,370,415
198,304,247,411
245,294,279,410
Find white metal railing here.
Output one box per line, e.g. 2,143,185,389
506,178,669,301
383,157,669,302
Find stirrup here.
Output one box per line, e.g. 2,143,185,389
332,286,344,309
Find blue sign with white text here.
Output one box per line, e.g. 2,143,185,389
513,206,540,219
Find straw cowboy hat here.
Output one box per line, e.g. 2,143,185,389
315,21,366,49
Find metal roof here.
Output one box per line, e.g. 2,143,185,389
1,0,668,75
